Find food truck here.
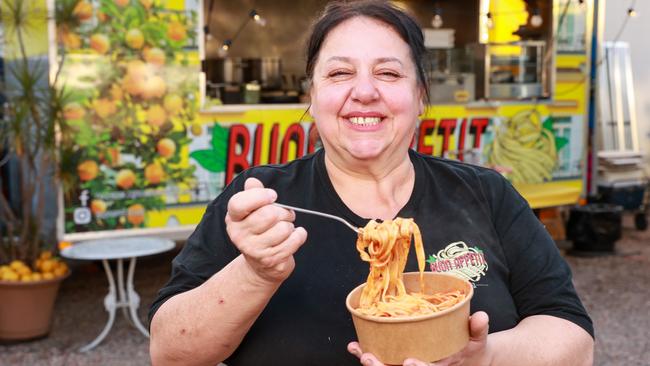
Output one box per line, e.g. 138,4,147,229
6,0,595,242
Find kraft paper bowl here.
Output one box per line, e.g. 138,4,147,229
346,272,474,365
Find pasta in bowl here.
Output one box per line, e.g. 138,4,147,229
345,219,474,364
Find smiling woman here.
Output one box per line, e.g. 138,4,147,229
148,2,594,366
307,15,424,220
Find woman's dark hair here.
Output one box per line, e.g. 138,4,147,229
305,0,429,98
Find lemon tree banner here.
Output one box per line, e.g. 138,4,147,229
56,0,201,238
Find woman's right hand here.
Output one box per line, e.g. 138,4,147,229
225,177,308,284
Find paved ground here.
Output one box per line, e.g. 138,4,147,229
1,214,649,365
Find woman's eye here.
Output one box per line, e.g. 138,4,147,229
377,71,401,79
328,70,353,78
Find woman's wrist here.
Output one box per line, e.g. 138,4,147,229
234,254,285,289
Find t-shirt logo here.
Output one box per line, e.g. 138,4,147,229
426,241,488,285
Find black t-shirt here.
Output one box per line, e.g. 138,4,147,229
149,149,593,365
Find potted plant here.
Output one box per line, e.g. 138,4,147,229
0,0,78,341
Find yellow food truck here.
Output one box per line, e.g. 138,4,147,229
2,0,596,242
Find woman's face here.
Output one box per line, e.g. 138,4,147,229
310,16,424,163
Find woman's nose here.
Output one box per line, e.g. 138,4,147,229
350,72,379,103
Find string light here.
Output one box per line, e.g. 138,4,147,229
431,7,443,29
203,25,213,41
250,9,267,27
205,0,216,42
217,9,266,55
627,8,637,17
530,8,543,28
221,39,231,51
486,12,494,29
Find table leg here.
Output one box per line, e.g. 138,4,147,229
116,258,134,326
80,260,117,352
126,257,150,337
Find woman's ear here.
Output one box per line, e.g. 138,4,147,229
308,82,315,116
419,99,425,116
418,87,426,116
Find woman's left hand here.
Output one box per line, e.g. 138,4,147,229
348,311,491,366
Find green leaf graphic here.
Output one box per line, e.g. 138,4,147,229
555,136,569,152
189,122,229,173
542,117,554,131
426,254,437,264
542,117,569,152
211,123,229,151
189,150,225,173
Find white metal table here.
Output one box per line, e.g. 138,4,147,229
61,237,175,352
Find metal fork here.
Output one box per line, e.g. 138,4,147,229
273,203,362,233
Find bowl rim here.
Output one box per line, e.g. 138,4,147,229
346,271,474,323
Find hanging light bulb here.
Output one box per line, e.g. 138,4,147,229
431,8,443,29
486,12,494,29
628,8,637,17
221,39,231,51
530,8,543,28
203,25,213,41
250,9,267,27
218,39,230,57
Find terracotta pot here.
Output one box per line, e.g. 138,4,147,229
0,274,68,341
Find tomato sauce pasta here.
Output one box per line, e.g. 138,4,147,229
355,218,466,317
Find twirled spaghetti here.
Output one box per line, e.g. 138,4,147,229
356,218,466,317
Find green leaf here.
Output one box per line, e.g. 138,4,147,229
190,149,225,173
141,22,166,41
70,120,97,146
123,6,141,28
426,254,437,264
555,136,569,152
542,116,554,131
211,123,229,151
208,123,229,165
99,1,120,19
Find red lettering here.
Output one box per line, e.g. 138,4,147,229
252,123,264,166
444,260,452,271
280,123,305,163
470,118,489,148
431,260,453,272
458,119,468,161
438,118,457,156
417,119,436,155
225,124,250,185
268,123,279,164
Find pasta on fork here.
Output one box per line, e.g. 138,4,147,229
356,218,466,317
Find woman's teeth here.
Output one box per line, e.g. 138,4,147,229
349,117,381,126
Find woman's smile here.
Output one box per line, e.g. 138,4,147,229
342,111,387,131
